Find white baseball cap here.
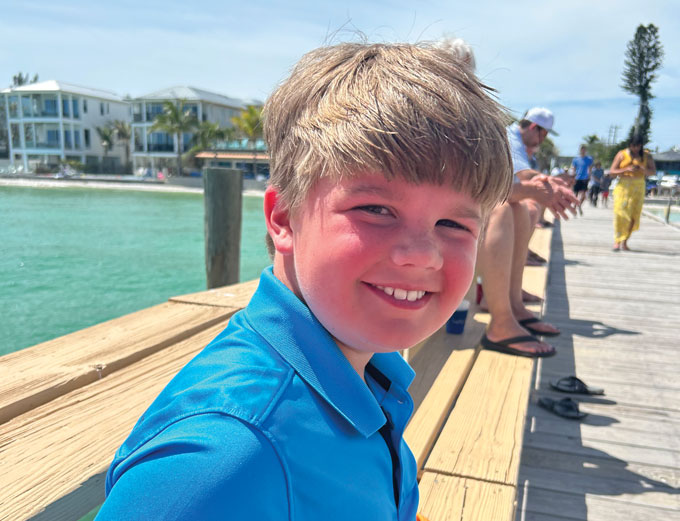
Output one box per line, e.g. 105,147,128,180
524,107,558,135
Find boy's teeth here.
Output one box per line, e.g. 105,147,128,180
394,288,407,300
375,285,425,301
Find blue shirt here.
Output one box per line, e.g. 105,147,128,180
572,155,594,180
507,123,531,182
98,267,419,521
590,167,604,186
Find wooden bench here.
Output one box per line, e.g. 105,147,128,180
0,225,553,521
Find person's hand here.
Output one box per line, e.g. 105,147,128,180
555,172,574,186
527,175,578,220
545,177,579,219
527,175,556,208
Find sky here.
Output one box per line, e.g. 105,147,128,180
2,0,678,156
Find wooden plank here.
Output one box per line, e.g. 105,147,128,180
0,301,237,425
519,464,679,508
405,342,478,472
515,480,680,521
519,446,680,491
0,320,230,521
406,315,486,410
424,350,534,486
418,472,517,521
169,278,258,308
523,431,680,469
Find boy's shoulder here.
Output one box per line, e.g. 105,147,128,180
113,309,296,461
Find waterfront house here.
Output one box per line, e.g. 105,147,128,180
1,80,128,173
130,86,258,176
195,137,270,178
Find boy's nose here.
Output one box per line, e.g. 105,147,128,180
390,233,444,270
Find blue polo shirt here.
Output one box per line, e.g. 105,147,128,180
98,267,419,521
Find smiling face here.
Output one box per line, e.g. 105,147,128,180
266,173,481,368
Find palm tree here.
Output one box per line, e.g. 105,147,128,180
231,105,263,176
96,125,115,173
112,120,132,174
149,100,198,176
190,121,231,153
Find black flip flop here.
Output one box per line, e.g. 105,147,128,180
538,397,587,419
480,334,556,358
519,317,561,337
550,376,604,395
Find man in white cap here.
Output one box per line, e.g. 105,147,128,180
478,108,579,357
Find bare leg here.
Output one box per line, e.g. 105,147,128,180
509,202,560,335
478,203,555,355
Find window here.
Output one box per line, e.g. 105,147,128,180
64,130,72,149
44,98,58,117
133,128,144,151
21,96,33,118
62,99,70,118
10,124,20,147
83,99,88,113
74,130,81,149
106,103,110,114
24,124,35,147
100,102,104,115
132,103,143,122
72,99,80,119
84,129,90,148
46,130,60,148
148,132,173,152
146,103,164,121
8,96,19,118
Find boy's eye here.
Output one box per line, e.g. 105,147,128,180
358,205,391,216
437,219,470,232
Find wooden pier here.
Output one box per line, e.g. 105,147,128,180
1,199,678,520
516,204,680,520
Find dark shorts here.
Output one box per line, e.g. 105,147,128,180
573,179,589,193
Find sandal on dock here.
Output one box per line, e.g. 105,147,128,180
550,376,604,395
518,317,561,337
538,397,587,420
480,334,556,358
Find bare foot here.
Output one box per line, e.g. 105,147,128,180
514,309,560,336
485,325,556,356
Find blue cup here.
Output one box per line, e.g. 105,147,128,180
446,300,470,334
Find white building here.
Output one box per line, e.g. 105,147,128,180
0,80,129,173
130,86,255,175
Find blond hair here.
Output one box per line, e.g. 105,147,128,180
263,41,512,220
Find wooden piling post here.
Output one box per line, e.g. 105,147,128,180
203,167,243,288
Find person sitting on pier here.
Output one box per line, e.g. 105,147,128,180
479,108,579,358
97,42,513,521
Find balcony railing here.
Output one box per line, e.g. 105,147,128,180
147,144,174,152
36,141,61,149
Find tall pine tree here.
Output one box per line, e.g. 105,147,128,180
621,24,664,144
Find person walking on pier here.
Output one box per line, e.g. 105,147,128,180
609,135,656,251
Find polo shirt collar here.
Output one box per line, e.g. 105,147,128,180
245,267,414,437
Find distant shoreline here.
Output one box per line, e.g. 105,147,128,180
0,177,265,197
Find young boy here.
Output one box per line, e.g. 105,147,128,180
96,42,511,521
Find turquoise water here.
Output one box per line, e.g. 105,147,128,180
645,205,680,223
0,186,270,356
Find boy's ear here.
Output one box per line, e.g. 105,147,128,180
264,186,294,255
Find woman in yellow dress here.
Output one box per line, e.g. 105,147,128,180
608,136,656,251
